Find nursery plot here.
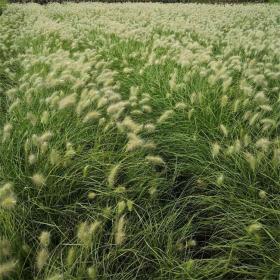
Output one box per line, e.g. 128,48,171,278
0,3,280,280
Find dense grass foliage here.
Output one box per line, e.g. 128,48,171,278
7,0,270,4
0,0,7,14
0,3,280,280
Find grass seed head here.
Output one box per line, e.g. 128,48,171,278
0,239,11,257
245,153,256,171
108,163,121,188
255,138,270,151
82,111,101,123
0,183,16,209
66,247,76,267
144,123,156,133
122,116,143,134
258,190,267,199
36,248,49,271
115,215,126,246
39,231,51,248
41,111,50,124
211,142,221,158
247,222,262,234
117,200,126,215
220,124,228,137
32,173,46,188
216,174,224,186
28,154,37,165
88,192,97,200
26,112,37,126
58,93,76,110
145,155,165,166
0,260,17,278
126,133,144,152
50,149,61,166
88,266,98,279
157,110,174,124
220,95,228,107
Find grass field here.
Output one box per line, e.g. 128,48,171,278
0,3,280,279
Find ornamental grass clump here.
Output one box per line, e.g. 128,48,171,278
0,3,279,280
